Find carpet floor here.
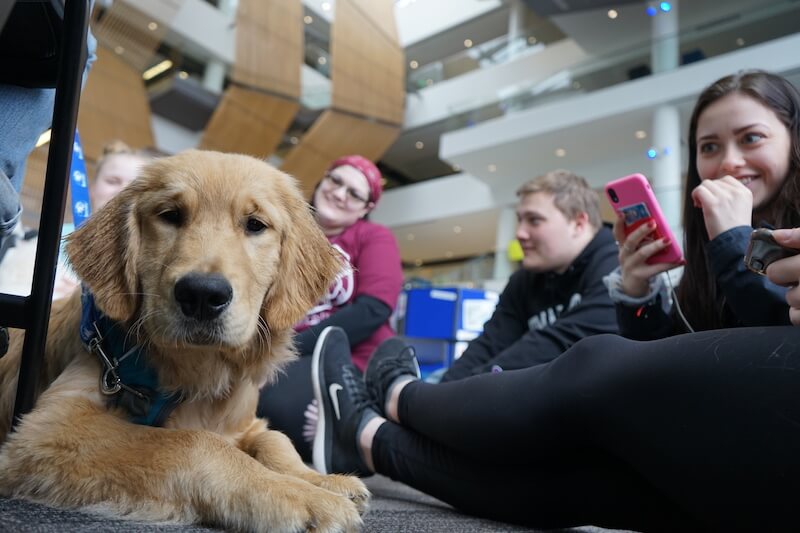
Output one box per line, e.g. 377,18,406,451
0,474,637,532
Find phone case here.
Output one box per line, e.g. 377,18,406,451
604,173,684,265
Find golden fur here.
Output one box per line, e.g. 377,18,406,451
0,150,369,532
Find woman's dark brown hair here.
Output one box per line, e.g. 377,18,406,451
675,70,800,331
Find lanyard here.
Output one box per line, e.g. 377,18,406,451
70,130,91,228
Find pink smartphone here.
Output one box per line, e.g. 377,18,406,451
604,173,684,265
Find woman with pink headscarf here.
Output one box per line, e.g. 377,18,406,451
258,155,403,461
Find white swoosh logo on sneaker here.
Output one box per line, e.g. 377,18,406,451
329,383,343,420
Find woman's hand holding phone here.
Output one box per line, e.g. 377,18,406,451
613,216,682,297
691,175,753,240
765,228,800,325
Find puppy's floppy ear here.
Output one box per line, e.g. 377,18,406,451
66,185,141,322
262,179,342,332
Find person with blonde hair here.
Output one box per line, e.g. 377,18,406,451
0,140,152,300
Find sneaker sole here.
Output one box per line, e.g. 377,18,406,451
311,326,334,475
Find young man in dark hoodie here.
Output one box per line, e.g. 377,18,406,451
441,168,619,381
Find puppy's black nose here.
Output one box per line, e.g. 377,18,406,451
174,273,233,321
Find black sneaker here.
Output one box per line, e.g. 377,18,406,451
364,337,420,417
311,326,375,477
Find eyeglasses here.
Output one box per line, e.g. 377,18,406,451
323,173,371,207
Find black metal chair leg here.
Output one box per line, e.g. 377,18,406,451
10,0,90,427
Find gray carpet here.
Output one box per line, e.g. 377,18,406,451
0,474,635,532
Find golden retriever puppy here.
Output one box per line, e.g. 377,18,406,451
0,150,370,532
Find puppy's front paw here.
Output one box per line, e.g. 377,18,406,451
312,474,371,516
295,485,362,533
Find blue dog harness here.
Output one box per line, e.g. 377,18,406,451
79,288,183,426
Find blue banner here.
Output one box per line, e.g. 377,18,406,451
70,131,91,228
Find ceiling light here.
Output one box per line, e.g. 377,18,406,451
415,141,424,149
317,56,327,65
488,164,496,172
635,130,647,139
114,45,125,55
463,39,473,48
607,9,618,19
321,2,331,11
453,226,462,234
304,15,313,24
414,259,423,266
736,37,745,46
142,59,173,81
147,21,158,31
289,136,299,145
555,148,566,157
407,234,415,241
178,71,189,79
35,129,51,148
409,60,419,69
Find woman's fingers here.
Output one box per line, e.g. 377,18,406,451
772,228,800,249
766,254,800,287
790,307,800,327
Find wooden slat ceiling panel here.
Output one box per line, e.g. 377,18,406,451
201,0,302,157
200,86,298,157
280,110,400,195
349,0,399,43
233,0,302,97
330,0,404,125
91,1,180,72
77,47,155,162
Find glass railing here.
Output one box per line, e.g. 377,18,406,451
407,24,561,92
441,0,800,125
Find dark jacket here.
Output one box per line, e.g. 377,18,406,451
616,225,791,340
442,226,619,381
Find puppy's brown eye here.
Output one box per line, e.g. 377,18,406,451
245,217,267,234
158,209,182,226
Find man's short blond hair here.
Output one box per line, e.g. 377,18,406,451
516,169,602,228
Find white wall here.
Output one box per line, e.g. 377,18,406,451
395,0,502,47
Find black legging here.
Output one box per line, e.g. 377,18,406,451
372,327,800,532
258,356,314,461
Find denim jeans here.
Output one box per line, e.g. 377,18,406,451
0,11,96,242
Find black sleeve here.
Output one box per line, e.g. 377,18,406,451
442,273,529,382
293,295,392,356
481,275,619,372
709,226,790,326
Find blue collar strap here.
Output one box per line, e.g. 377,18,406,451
80,287,183,426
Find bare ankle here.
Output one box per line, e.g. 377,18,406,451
386,377,414,423
358,416,384,473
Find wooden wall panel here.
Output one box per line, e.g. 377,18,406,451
200,87,298,157
330,0,404,125
281,110,400,195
